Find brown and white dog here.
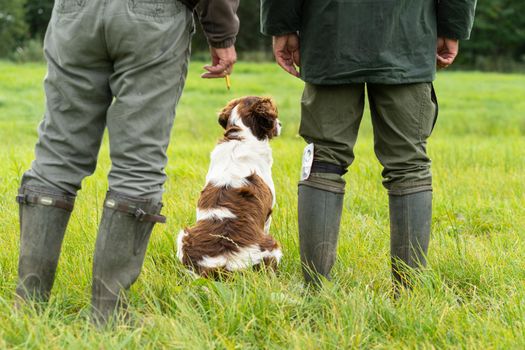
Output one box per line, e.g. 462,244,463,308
177,96,283,277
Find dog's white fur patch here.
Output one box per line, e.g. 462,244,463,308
176,229,187,261
196,207,236,221
197,244,283,271
205,107,276,206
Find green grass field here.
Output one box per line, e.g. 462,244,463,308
0,61,524,349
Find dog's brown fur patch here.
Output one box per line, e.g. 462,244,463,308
218,96,279,141
180,174,279,274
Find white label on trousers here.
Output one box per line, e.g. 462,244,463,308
300,143,314,181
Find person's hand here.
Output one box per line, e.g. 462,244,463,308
201,46,237,78
436,37,459,69
272,34,300,77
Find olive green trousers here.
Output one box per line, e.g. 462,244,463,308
23,0,194,201
300,82,438,195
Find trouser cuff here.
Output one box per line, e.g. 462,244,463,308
299,176,345,194
387,182,432,196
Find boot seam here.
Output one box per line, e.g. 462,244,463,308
404,196,411,269
321,192,329,280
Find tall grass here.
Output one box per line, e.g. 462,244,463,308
0,61,524,348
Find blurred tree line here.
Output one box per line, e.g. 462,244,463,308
1,0,524,68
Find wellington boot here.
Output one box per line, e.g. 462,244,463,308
15,185,75,303
389,191,432,292
298,183,344,286
90,191,165,326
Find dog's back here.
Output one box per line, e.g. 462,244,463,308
177,96,282,277
178,174,281,276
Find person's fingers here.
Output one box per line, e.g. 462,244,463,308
201,64,234,78
437,61,448,69
272,34,300,77
274,47,299,76
203,63,228,73
201,64,230,78
292,49,301,67
287,35,301,67
437,54,454,65
436,55,451,69
201,71,228,78
275,54,299,77
205,62,234,75
436,37,459,69
203,46,237,78
436,55,447,63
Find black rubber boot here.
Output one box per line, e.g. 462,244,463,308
15,185,75,303
90,191,165,326
298,182,344,286
389,191,432,291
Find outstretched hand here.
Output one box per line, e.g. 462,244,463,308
202,46,237,78
272,34,301,77
436,37,459,69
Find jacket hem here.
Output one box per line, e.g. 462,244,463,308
261,25,298,37
437,26,471,41
302,74,436,86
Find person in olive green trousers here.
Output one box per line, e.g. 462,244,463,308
261,0,477,289
16,0,239,325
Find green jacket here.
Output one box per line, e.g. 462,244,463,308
261,0,476,84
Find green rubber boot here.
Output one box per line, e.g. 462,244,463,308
15,185,75,303
389,191,432,291
90,191,165,326
298,178,344,286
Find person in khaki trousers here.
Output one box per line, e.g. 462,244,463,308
15,0,238,325
261,0,476,290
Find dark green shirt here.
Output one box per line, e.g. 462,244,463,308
261,0,476,85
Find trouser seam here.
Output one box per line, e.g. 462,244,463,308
417,84,426,142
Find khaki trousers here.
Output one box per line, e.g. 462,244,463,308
24,0,194,201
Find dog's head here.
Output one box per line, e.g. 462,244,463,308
218,96,281,141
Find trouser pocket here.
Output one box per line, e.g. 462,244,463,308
418,83,439,141
55,0,87,13
430,84,439,134
129,0,185,22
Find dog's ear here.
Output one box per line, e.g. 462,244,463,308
218,98,241,129
250,98,278,137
